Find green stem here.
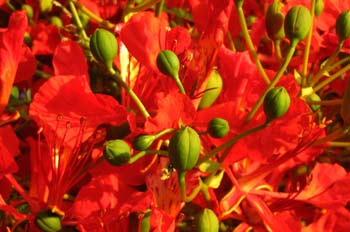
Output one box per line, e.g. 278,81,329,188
6,0,15,11
199,180,211,203
310,41,344,86
274,39,282,62
327,141,350,147
245,42,297,123
154,128,175,139
53,1,72,16
199,122,269,164
35,70,52,79
123,0,161,19
174,74,186,94
302,0,315,80
236,5,270,84
226,31,236,52
178,171,202,202
312,127,349,146
73,0,115,29
129,150,168,164
69,0,89,42
312,62,350,93
109,68,150,118
155,0,165,17
307,99,342,106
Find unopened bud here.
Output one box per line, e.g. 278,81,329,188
49,16,63,29
336,10,350,42
284,5,312,44
263,87,291,121
35,210,62,232
140,210,152,232
265,1,285,41
169,126,201,171
305,93,321,112
196,208,219,232
314,0,324,16
207,118,230,138
104,139,131,166
22,4,33,20
157,50,186,93
198,70,223,110
39,0,53,13
132,135,156,151
90,29,118,69
156,50,180,79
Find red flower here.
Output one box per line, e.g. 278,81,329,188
303,207,350,232
30,40,128,146
144,90,196,133
0,125,19,177
0,10,27,114
189,0,233,44
30,23,61,55
52,40,88,77
71,173,153,231
120,11,190,72
14,45,37,83
296,163,350,209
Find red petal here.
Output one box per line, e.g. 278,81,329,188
120,12,168,71
29,75,128,146
0,10,27,114
71,173,153,230
0,125,19,176
14,45,37,83
31,23,61,55
144,90,196,133
53,40,88,76
297,163,350,209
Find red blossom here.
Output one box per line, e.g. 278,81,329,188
29,74,128,146
71,173,153,231
0,11,27,114
30,23,61,55
0,125,19,177
120,12,169,71
144,90,196,133
296,163,350,209
14,45,37,83
52,40,88,77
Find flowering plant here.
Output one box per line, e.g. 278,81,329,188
1,0,350,231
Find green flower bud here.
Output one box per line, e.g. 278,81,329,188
140,210,152,232
90,29,118,69
35,210,62,232
284,5,312,44
263,87,291,121
156,50,180,79
265,1,285,41
49,16,63,29
198,70,223,110
207,118,230,138
169,126,201,171
24,31,32,46
305,93,321,112
336,10,350,42
314,0,324,16
104,139,131,166
39,0,53,13
132,135,156,151
196,208,219,232
22,4,33,20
